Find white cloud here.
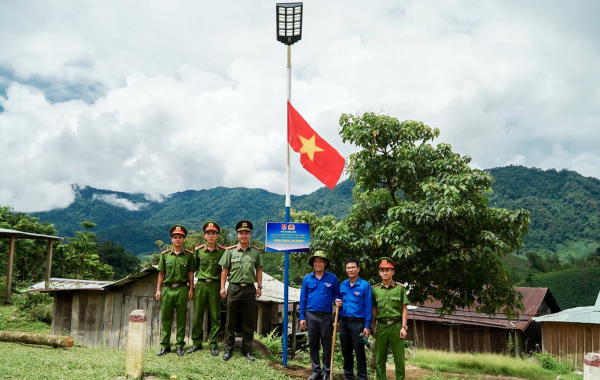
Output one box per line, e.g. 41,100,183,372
0,1,599,211
92,194,147,211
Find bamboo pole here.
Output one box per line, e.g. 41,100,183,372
330,306,339,378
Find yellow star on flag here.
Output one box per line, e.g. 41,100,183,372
298,134,325,161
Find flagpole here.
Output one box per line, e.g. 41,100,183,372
283,43,291,367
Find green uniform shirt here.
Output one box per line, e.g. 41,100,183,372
194,244,226,280
219,244,263,284
371,282,409,319
158,249,196,284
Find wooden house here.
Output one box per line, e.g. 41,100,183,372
533,291,600,368
29,268,300,350
407,287,560,354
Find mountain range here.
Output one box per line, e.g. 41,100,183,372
32,165,600,261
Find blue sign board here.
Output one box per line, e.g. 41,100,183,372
265,222,310,252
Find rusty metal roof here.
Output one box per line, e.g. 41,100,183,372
409,287,558,331
0,228,63,241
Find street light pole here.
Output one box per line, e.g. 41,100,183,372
276,2,303,367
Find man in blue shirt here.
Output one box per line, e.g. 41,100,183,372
300,251,341,380
335,258,372,380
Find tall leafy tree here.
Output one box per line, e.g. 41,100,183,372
294,113,530,317
67,221,113,280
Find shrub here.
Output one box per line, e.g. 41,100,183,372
534,352,569,374
255,330,283,355
14,292,53,324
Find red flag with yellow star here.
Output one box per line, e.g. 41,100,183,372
287,101,345,189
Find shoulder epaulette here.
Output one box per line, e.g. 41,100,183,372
372,283,381,288
219,245,227,250
395,281,405,287
185,249,193,254
251,245,261,250
226,245,237,249
161,249,171,254
195,244,204,251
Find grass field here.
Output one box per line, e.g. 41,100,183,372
0,303,52,334
412,349,583,380
0,301,584,380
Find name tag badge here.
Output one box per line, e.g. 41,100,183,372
166,261,172,264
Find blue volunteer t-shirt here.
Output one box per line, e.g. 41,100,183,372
299,271,340,320
339,276,372,329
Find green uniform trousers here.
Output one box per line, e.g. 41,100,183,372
375,322,405,380
161,286,189,348
191,281,221,347
223,283,256,353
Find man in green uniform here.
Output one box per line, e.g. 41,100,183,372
155,225,196,357
187,221,226,356
372,257,409,380
219,220,263,361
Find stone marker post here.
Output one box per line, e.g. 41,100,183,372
584,352,600,380
126,310,147,379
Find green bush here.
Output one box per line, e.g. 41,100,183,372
14,292,53,324
255,330,282,355
534,352,569,374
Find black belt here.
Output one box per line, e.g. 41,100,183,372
308,311,330,316
197,278,218,283
377,318,401,325
231,282,254,287
164,282,188,288
342,317,365,323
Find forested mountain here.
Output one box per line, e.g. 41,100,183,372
487,166,600,259
32,181,354,258
32,165,600,263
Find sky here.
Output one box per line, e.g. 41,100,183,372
1,1,599,212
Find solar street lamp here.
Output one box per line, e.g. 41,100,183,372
276,2,303,367
276,3,303,46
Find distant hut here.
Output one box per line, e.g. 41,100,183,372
407,287,560,354
533,291,600,368
29,268,300,350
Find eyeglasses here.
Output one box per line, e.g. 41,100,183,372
346,266,358,270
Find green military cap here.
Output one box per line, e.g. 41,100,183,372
309,251,330,268
235,220,253,232
203,221,220,233
170,224,188,237
377,257,395,269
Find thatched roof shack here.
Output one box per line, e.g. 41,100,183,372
29,267,300,350
407,287,560,354
533,291,600,368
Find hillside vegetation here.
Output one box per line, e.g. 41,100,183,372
515,267,600,309
487,165,600,258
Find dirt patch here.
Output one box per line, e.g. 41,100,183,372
269,362,314,379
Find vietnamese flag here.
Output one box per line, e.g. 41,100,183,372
287,101,345,189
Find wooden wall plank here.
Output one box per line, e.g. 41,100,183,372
51,295,61,335
71,293,80,343
102,293,115,349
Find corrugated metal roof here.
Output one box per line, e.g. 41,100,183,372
0,228,63,241
29,278,113,292
533,291,600,325
29,269,301,304
409,287,557,331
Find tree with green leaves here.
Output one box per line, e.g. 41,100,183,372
67,221,113,280
293,113,530,317
0,206,57,284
